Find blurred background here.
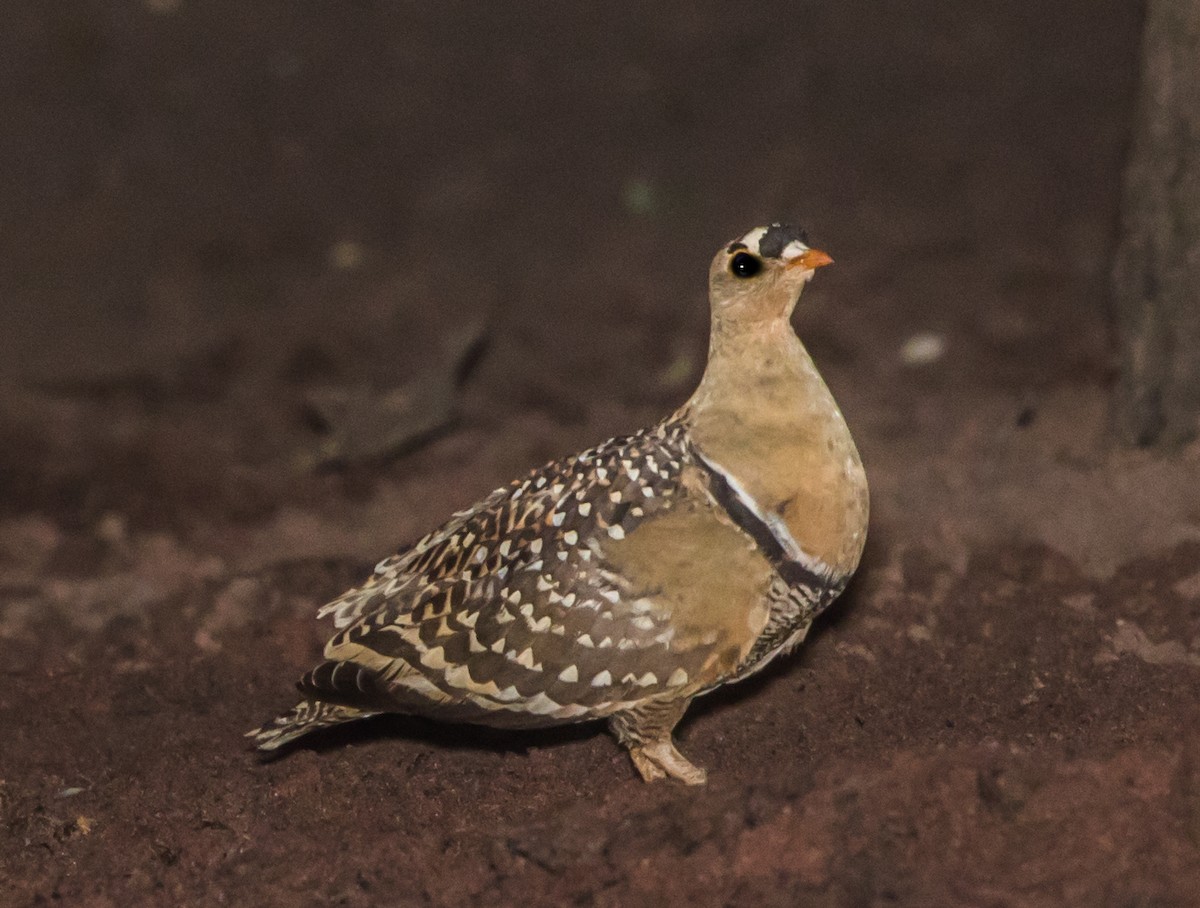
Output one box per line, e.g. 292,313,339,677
0,0,1134,529
11,4,1200,907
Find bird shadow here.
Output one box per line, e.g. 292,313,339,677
254,711,601,763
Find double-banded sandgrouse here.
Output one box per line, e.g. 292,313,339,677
250,224,869,784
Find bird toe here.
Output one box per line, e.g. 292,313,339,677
628,740,707,785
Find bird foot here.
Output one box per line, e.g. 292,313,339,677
628,740,708,785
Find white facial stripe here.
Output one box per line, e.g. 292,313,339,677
780,239,811,262
738,227,768,255
736,228,811,262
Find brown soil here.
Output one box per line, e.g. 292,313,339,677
4,2,1200,906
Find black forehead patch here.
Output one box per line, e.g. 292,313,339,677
758,224,810,259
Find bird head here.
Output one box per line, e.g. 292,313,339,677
708,224,833,324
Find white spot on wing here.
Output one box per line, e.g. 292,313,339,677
515,647,538,669
420,647,448,670
523,691,566,715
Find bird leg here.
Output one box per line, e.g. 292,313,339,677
609,696,706,785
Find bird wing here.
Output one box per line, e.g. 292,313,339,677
302,420,777,726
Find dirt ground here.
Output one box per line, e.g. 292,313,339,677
4,1,1200,905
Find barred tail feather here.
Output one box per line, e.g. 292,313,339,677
247,700,378,752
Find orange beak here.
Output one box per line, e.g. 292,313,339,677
788,248,834,270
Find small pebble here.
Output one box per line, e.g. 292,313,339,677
95,512,128,548
328,240,364,271
621,178,659,217
900,331,946,366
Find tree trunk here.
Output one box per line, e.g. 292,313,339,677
1112,0,1200,446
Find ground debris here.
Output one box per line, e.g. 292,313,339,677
305,322,488,466
1104,619,1200,668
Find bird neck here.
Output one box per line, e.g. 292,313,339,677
691,315,815,409
681,315,869,577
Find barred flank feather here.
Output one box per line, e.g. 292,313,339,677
247,700,378,752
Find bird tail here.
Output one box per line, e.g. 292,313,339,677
246,700,378,752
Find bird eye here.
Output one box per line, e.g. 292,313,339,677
730,252,762,279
